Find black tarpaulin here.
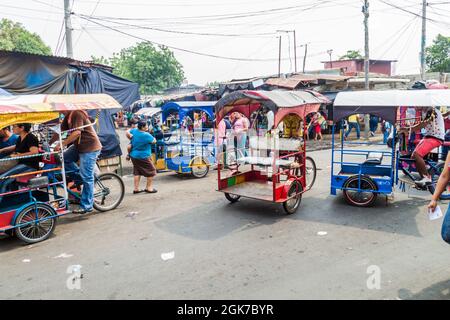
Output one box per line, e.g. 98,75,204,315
0,51,141,159
0,54,75,94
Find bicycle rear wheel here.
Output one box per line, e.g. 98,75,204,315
93,173,125,212
428,163,450,200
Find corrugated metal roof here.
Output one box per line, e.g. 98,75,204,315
266,74,352,89
0,50,111,68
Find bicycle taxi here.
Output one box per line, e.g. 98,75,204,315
0,93,125,243
330,89,450,207
161,101,216,178
215,90,327,214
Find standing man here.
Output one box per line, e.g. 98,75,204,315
53,110,102,214
369,115,379,137
344,114,361,140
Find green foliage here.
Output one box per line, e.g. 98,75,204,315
425,34,450,73
90,55,110,66
0,19,51,55
101,42,184,95
339,50,363,60
205,81,220,87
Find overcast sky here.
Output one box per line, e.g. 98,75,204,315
1,0,449,85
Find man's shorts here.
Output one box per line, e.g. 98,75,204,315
413,137,443,158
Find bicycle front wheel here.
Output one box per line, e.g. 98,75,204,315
93,172,125,212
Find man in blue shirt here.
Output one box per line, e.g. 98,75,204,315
0,127,19,159
128,121,157,194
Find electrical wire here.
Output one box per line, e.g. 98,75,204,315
78,15,278,37
74,0,102,47
76,14,318,62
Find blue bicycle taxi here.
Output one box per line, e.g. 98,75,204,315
161,101,216,178
331,89,450,207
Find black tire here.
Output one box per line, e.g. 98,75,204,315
225,193,240,203
191,158,209,178
93,172,125,212
15,203,56,244
343,175,378,207
283,181,303,214
305,156,317,190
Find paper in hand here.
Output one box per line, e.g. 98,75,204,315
428,206,443,221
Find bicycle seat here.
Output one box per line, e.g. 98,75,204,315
363,152,383,165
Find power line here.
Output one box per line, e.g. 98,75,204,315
378,0,450,26
0,3,60,14
84,0,339,22
54,17,66,55
76,14,321,62
78,14,278,37
74,0,102,47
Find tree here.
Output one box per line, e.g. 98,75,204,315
425,34,450,73
0,19,51,55
90,55,110,66
339,50,363,60
105,42,184,95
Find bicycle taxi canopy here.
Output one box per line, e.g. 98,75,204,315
0,93,122,127
161,101,215,123
215,90,329,127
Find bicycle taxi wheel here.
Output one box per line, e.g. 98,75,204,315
15,203,57,244
283,181,303,214
190,156,209,178
305,156,317,190
342,175,378,207
93,172,125,211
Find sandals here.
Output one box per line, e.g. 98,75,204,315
134,189,157,194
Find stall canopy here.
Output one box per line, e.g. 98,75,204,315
333,89,450,123
0,50,140,158
136,107,162,118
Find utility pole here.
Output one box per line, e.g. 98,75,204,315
277,30,297,73
302,43,308,73
278,36,282,77
293,30,297,73
327,49,333,68
64,0,74,58
420,0,427,80
363,0,370,139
